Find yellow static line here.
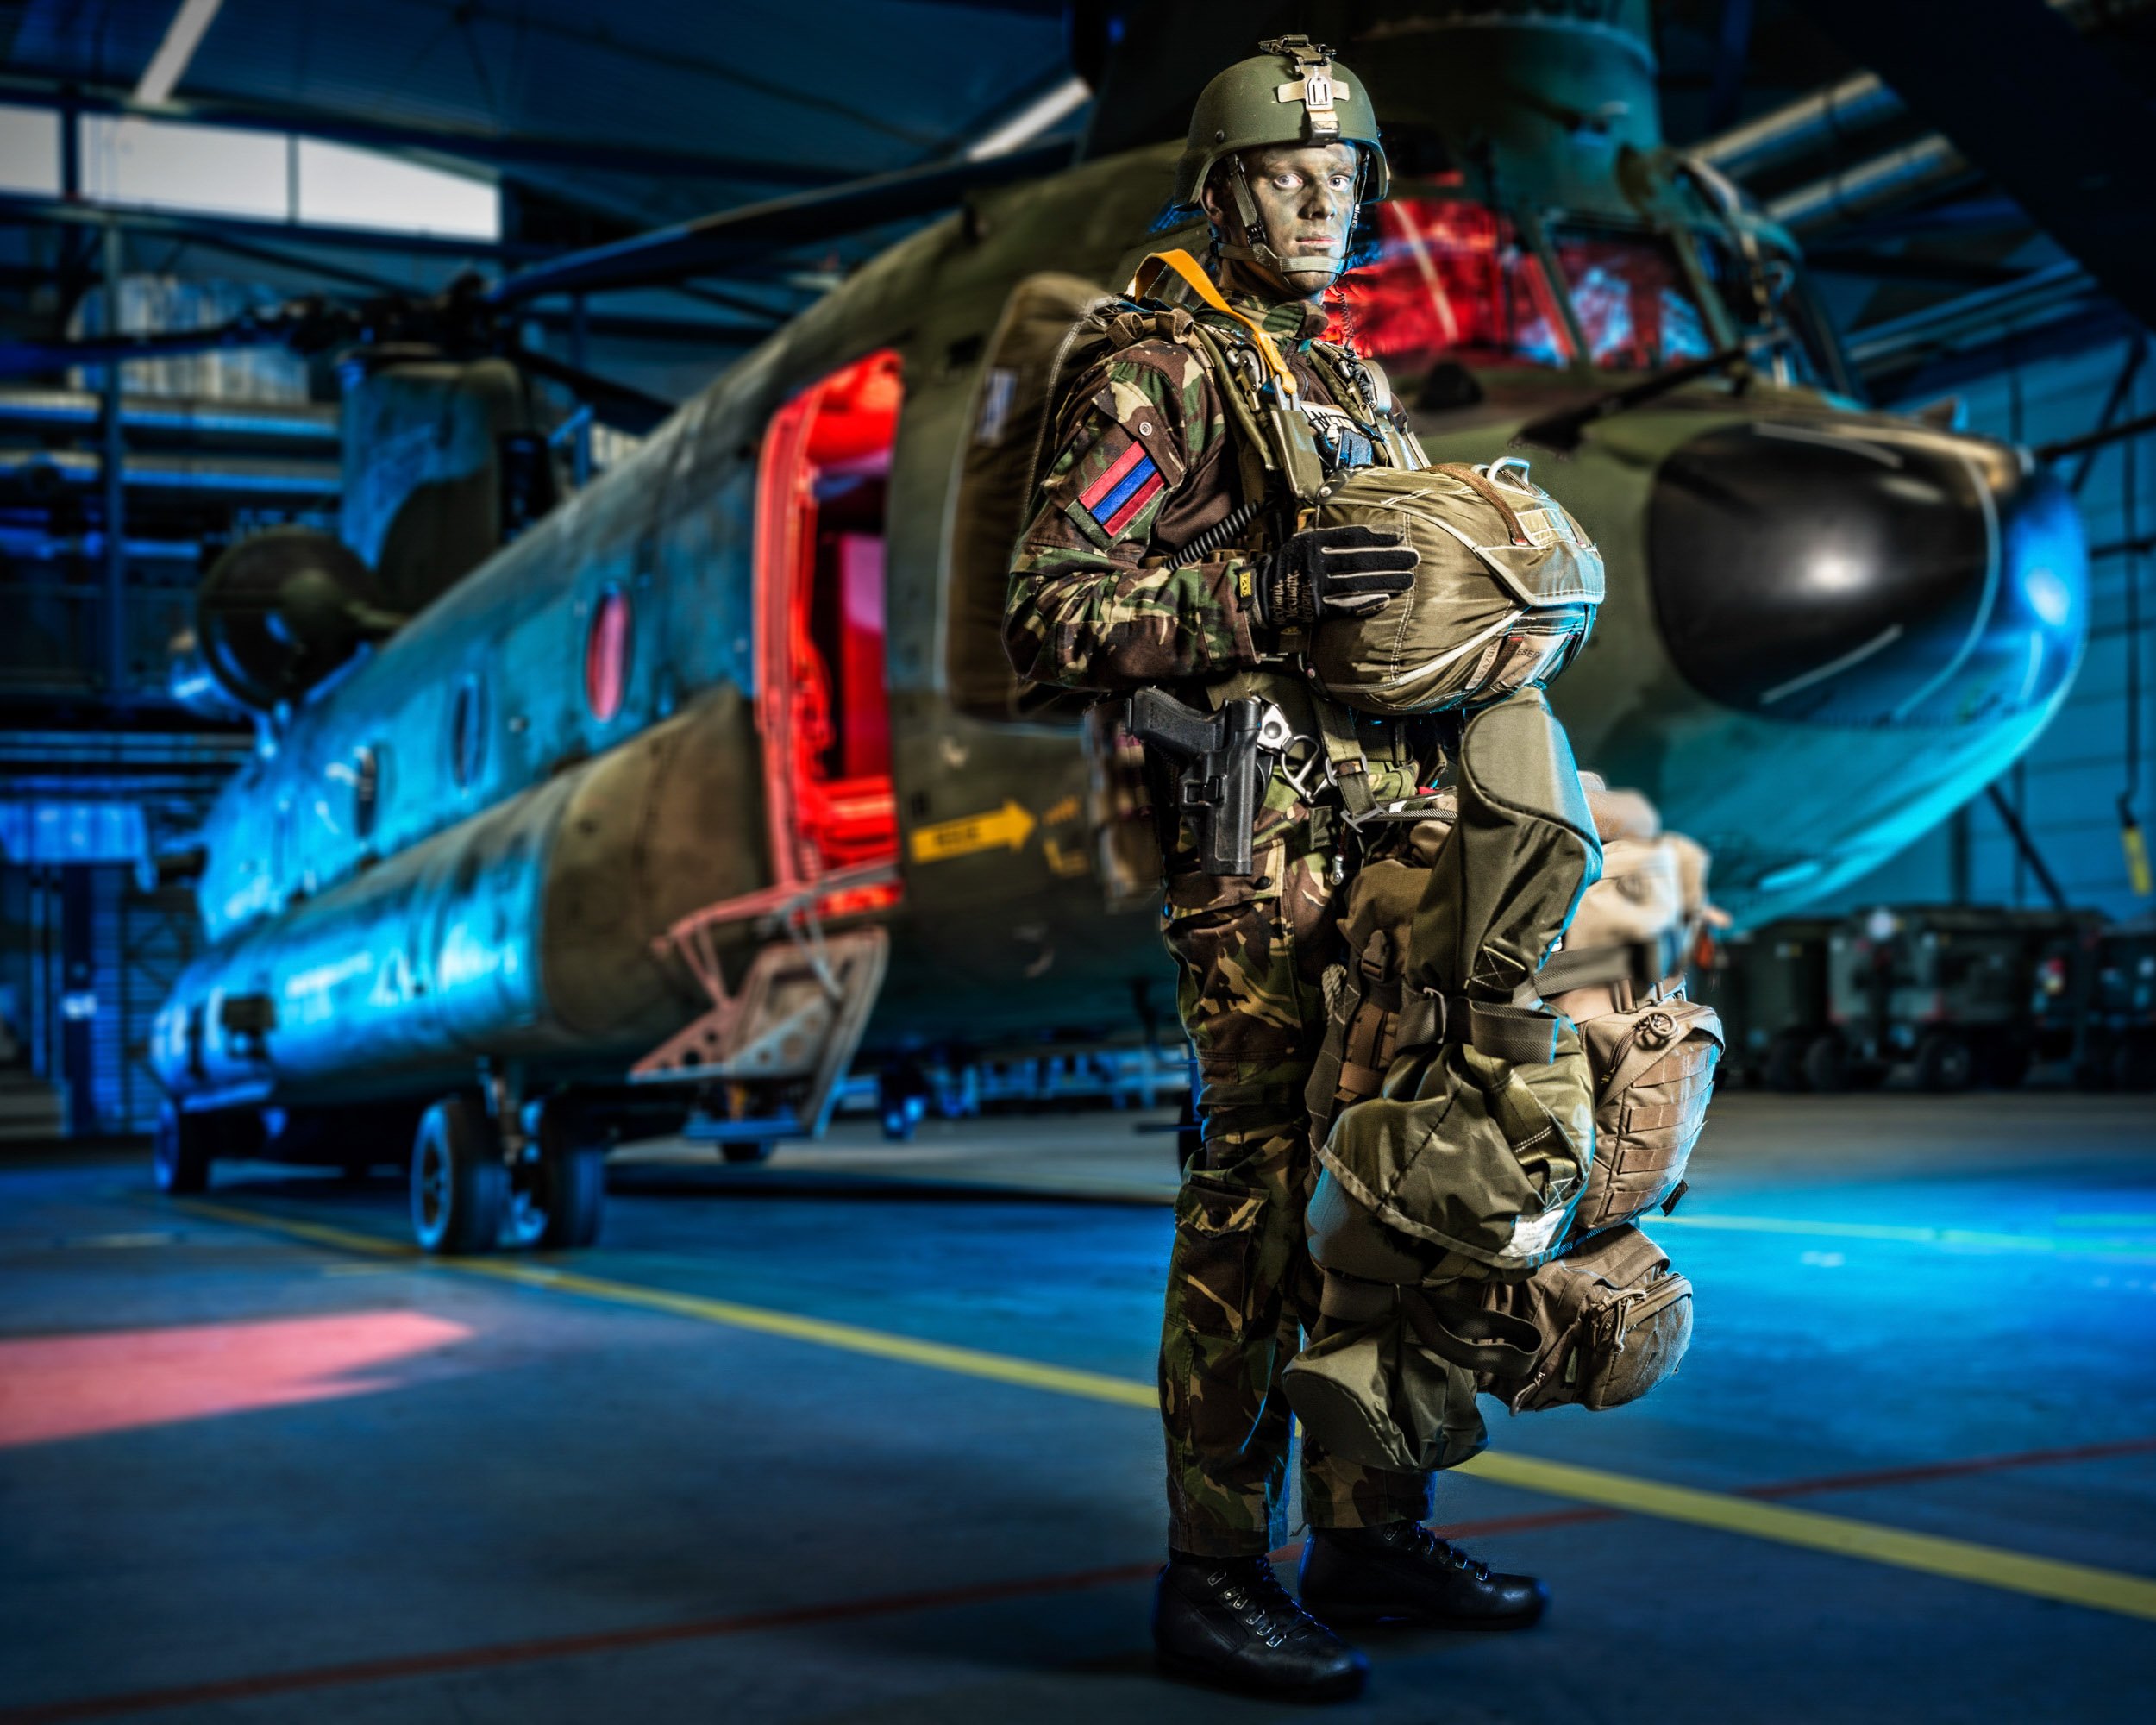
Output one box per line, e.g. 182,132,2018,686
172,1198,2156,1622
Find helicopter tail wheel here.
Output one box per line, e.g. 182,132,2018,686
411,1095,505,1255
1915,1032,1975,1094
154,1101,213,1195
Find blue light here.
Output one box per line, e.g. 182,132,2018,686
2023,562,2074,630
0,803,147,864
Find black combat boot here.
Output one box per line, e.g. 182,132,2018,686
1152,1552,1369,1701
1298,1521,1549,1629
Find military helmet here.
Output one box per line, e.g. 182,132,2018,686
1173,34,1389,210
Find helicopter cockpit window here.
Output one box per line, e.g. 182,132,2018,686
1546,223,1715,371
1334,198,1575,373
1689,231,1846,393
754,350,900,888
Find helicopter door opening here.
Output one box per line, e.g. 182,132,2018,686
754,349,902,899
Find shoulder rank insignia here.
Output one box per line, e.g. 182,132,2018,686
1077,441,1166,539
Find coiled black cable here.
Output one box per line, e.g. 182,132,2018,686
1165,499,1263,571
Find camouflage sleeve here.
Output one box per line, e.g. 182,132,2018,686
1003,345,1265,691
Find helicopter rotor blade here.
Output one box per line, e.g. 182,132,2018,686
487,138,1073,305
508,345,680,436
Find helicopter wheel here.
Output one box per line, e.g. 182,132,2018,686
411,1095,505,1256
503,1105,607,1251
720,1142,774,1164
154,1101,213,1195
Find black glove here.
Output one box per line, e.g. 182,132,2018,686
1253,524,1418,628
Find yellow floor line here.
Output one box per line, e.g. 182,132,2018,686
172,1197,2156,1622
1462,1452,2156,1622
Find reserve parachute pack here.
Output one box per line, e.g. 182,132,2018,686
1282,760,1722,1473
1308,460,1603,717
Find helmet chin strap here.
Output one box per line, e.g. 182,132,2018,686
1216,153,1339,281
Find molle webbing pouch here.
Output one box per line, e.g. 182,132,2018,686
1569,998,1722,1241
1314,691,1600,1276
1308,460,1604,718
1476,1224,1694,1414
1539,825,1723,1243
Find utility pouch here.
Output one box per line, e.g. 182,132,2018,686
1568,998,1722,1241
1477,1224,1694,1414
1263,398,1332,505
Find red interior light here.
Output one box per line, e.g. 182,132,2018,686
585,586,630,722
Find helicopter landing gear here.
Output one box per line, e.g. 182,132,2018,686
154,1101,214,1195
411,1095,505,1256
502,1103,607,1251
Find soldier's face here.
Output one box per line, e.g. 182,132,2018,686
1205,142,1361,300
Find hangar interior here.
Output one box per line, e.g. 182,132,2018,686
1,3,2153,1723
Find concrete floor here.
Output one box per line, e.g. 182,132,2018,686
1,1093,2153,1723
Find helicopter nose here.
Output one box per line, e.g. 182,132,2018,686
1647,419,2087,726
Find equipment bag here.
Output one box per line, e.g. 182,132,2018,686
1309,782,1724,1243
1476,1223,1694,1414
1312,689,1601,1279
1309,459,1604,718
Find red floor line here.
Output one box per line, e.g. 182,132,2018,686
0,1563,1163,1725
1740,1434,2156,1499
9,1435,2153,1722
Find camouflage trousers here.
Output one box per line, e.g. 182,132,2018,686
1159,839,1436,1556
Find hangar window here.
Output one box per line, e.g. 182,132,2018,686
754,351,901,894
1333,198,1576,373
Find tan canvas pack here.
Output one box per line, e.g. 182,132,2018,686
1308,460,1604,718
1308,782,1724,1243
1476,1223,1694,1414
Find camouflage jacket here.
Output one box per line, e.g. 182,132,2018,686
1003,287,1387,691
1004,279,1441,900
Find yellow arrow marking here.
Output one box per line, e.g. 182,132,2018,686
907,799,1036,864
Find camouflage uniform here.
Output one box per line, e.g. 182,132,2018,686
1006,285,1439,1556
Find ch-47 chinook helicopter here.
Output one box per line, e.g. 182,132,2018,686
58,0,2086,1252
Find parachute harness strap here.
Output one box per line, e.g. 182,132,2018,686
1130,250,1298,397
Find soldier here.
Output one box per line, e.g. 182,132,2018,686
1006,34,1547,1705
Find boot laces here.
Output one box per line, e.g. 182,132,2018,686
1395,1521,1491,1582
1212,1559,1330,1651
